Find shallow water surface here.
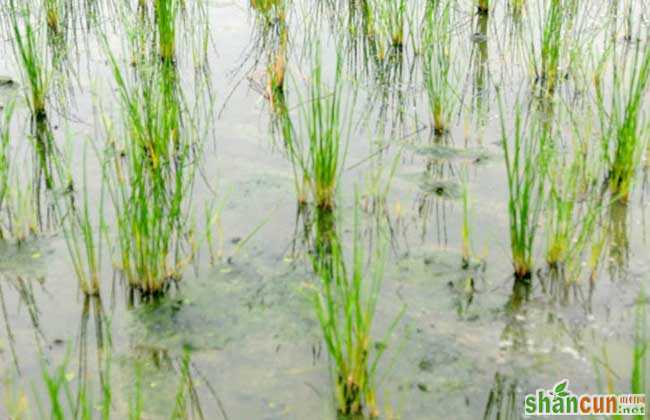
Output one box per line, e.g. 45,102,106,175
0,0,649,419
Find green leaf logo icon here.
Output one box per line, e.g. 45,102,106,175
553,380,569,398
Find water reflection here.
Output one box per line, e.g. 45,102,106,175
482,372,520,420
1,105,62,242
127,345,225,419
31,115,60,232
74,295,110,416
606,200,629,281
414,132,458,247
0,273,47,374
500,279,531,353
466,13,490,140
537,266,594,311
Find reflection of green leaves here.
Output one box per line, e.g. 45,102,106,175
553,380,569,397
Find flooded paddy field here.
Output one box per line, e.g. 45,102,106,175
0,0,648,418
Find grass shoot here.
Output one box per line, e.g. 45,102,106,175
102,39,197,296
287,53,350,210
311,202,399,417
422,0,456,136
8,0,50,120
60,147,105,296
499,103,550,281
597,30,650,201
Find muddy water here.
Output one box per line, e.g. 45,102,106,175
1,0,649,419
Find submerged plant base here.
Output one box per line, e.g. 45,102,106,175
433,125,448,137
608,175,631,204
337,374,362,416
335,374,380,417
30,102,48,125
432,109,448,137
316,197,336,212
513,267,532,283
462,256,471,270
159,52,177,67
126,274,180,304
535,73,560,98
513,254,533,282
